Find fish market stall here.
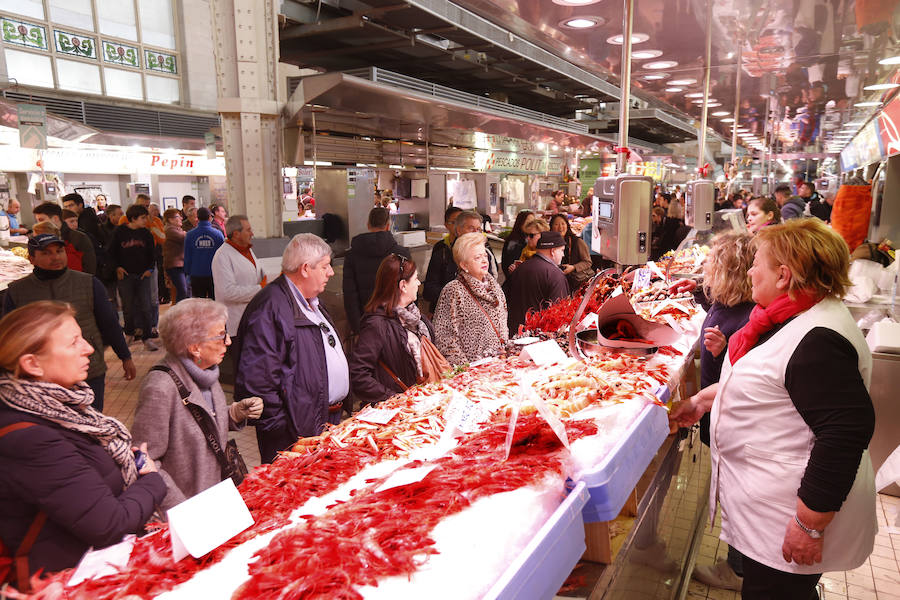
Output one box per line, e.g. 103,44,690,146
17,248,712,600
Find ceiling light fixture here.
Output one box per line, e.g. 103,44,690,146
607,33,650,45
632,49,663,60
669,78,697,86
720,118,735,122
642,73,669,80
665,87,684,92
645,60,678,70
552,0,601,5
854,101,883,107
685,92,704,98
560,16,605,29
864,82,900,91
707,102,722,107
878,55,900,65
712,110,730,116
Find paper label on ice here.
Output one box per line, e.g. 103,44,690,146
375,465,437,493
442,392,487,435
356,406,400,425
67,535,135,587
661,314,685,334
520,339,567,366
167,478,253,561
633,268,652,292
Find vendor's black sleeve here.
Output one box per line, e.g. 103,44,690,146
785,327,875,513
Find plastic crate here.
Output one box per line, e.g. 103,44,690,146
485,482,589,600
579,402,670,523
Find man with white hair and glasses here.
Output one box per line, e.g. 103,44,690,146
233,233,349,463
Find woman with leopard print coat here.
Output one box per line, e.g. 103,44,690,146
434,233,509,366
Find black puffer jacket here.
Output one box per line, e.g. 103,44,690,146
349,308,435,405
0,405,166,577
342,231,410,333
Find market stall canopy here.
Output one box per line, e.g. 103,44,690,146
284,68,609,150
0,99,217,151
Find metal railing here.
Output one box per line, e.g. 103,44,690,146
342,67,589,135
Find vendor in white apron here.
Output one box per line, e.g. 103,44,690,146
671,218,877,600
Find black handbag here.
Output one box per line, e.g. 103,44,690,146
150,365,249,486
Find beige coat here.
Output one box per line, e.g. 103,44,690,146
131,356,243,513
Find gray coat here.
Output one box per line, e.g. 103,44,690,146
131,356,243,512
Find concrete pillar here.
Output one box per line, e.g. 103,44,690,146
210,0,282,238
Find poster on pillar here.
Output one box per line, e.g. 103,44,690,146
446,179,477,209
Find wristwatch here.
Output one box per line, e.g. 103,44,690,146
794,515,824,539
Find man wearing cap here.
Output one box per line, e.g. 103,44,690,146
504,230,570,333
184,206,224,299
32,202,96,274
3,234,135,411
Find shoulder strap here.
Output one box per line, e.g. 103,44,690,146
0,422,44,592
379,361,409,392
149,365,232,479
457,276,505,345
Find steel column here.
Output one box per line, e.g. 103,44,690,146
617,0,635,175
211,0,282,238
697,0,713,176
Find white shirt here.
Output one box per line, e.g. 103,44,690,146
285,277,350,406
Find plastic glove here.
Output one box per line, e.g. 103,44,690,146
229,396,264,422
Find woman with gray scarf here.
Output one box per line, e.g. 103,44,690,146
131,299,262,513
0,302,164,585
350,253,436,405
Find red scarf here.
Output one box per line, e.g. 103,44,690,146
728,292,818,364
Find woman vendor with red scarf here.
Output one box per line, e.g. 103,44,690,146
671,218,877,600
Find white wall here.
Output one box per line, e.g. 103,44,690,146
156,176,201,209
62,174,127,206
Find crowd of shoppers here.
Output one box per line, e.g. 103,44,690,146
0,186,878,597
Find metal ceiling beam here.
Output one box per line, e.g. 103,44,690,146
281,14,366,39
401,0,623,100
288,39,414,60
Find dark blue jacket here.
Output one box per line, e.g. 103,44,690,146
183,221,224,277
0,405,165,576
234,275,343,460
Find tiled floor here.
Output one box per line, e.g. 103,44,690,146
688,494,900,600
103,308,900,600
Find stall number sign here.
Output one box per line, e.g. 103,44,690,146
17,103,47,150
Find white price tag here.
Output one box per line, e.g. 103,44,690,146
375,465,437,493
356,407,400,425
633,268,652,292
67,536,135,587
167,479,253,562
520,339,567,366
442,392,489,437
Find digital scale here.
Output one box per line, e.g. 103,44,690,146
590,175,652,266
685,179,714,231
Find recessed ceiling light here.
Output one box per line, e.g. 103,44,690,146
864,83,900,91
560,16,605,29
669,78,697,86
607,33,650,45
552,145,559,150
645,60,678,70
552,0,601,5
707,102,722,107
855,101,882,107
632,50,663,60
720,117,735,122
665,87,683,92
685,92,704,98
642,73,669,80
712,110,730,116
878,55,900,65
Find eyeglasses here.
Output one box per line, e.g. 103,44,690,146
526,232,540,238
203,331,230,343
319,322,336,348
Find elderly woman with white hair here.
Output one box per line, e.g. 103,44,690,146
131,298,262,512
433,232,510,366
234,233,349,464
